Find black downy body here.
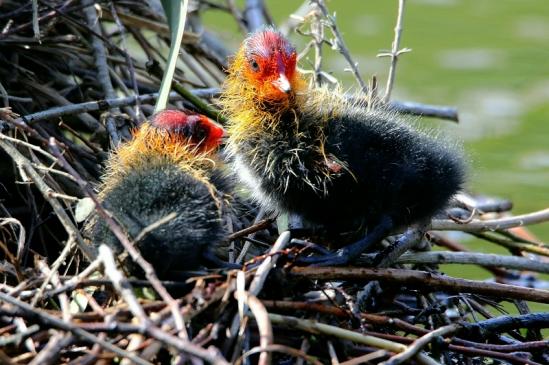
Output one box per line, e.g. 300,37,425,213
233,99,465,263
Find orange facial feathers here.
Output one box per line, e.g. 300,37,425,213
101,110,224,196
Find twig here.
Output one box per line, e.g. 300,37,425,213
0,324,39,346
83,0,120,144
388,100,458,122
391,251,549,274
379,0,411,103
431,208,549,232
245,0,267,31
108,2,141,119
0,138,94,260
0,292,153,365
311,0,368,93
30,234,77,306
249,231,290,296
16,90,210,126
98,244,149,325
228,216,273,242
290,267,549,303
269,313,440,365
381,323,460,365
460,313,549,338
237,344,322,365
234,291,273,365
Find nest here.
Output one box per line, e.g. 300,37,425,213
0,1,547,364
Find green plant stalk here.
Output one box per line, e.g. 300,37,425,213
155,0,189,113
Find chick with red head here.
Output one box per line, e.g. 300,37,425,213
221,28,466,265
87,110,231,277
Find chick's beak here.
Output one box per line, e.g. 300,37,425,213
272,73,291,93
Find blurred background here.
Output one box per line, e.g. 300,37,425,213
203,0,549,248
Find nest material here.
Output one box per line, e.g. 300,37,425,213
0,1,548,365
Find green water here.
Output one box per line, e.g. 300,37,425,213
203,0,548,310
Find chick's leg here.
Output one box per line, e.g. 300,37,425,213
297,215,393,266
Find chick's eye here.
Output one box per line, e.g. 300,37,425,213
249,59,260,72
194,125,207,141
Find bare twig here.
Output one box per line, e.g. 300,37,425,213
245,0,267,31
290,267,549,303
431,208,549,232
269,313,440,365
0,292,153,365
0,138,94,260
83,0,120,144
379,0,412,103
378,251,549,273
381,323,460,365
311,0,368,93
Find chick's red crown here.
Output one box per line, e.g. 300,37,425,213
150,109,224,152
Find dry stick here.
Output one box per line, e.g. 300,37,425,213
262,300,549,353
17,90,211,125
381,323,460,365
249,231,291,296
290,267,549,303
431,208,549,232
30,235,77,306
83,0,120,145
0,138,94,260
234,210,271,264
98,245,149,325
226,0,249,33
340,350,389,365
228,216,273,242
312,0,368,93
461,313,549,336
472,232,549,257
0,217,26,262
238,344,323,365
0,292,153,365
245,0,267,31
234,292,273,365
98,245,229,364
109,2,141,119
28,333,74,365
229,232,291,360
0,324,39,347
388,100,458,122
380,0,411,103
394,251,549,274
269,313,440,365
47,139,188,341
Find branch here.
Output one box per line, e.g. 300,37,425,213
290,267,549,303
83,0,120,144
393,251,549,274
0,138,94,260
381,324,459,365
311,0,368,93
460,313,549,339
379,0,411,103
245,0,267,31
269,313,439,365
431,208,549,232
0,292,152,365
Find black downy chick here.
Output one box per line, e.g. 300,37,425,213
221,28,466,265
87,110,232,277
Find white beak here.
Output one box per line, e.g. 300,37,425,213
272,73,291,93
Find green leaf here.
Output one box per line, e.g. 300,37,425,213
155,0,189,113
